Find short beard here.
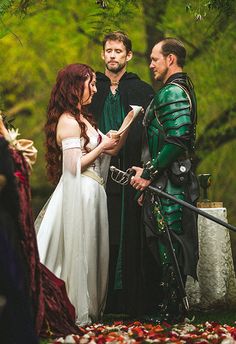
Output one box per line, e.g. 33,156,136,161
155,67,168,83
106,62,126,74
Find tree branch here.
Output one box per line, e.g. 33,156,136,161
141,0,168,88
189,12,235,60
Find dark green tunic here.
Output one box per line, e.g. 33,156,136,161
99,90,125,133
89,72,154,316
99,90,126,290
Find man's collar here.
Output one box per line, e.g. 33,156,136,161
165,72,187,84
96,71,140,82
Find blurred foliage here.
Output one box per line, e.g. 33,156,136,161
186,0,235,20
0,0,236,245
0,0,44,15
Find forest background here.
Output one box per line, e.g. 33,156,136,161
1,0,236,262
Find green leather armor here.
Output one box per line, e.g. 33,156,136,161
143,83,195,232
142,74,199,321
143,83,194,176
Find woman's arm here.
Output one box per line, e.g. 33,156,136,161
57,113,119,172
80,135,118,172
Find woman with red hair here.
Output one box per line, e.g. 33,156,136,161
36,63,134,326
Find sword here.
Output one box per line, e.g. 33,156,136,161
110,166,236,233
110,166,236,312
110,166,135,185
110,165,189,312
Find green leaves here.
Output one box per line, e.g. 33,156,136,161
90,0,141,36
0,0,14,15
185,0,235,21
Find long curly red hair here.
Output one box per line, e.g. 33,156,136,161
45,63,97,184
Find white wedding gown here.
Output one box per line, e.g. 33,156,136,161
35,132,110,326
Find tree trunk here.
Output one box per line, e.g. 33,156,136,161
141,0,169,89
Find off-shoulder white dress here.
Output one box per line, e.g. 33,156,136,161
35,132,110,326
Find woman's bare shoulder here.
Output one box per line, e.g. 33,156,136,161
58,112,78,126
57,113,81,143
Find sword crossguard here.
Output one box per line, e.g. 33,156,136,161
110,166,135,185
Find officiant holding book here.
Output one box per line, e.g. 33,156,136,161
89,31,154,316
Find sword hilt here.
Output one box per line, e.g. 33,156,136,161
110,166,135,185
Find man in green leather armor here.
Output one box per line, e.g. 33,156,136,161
130,38,199,322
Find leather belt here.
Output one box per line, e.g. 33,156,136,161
82,170,105,186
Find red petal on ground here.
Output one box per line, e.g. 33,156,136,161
51,320,236,343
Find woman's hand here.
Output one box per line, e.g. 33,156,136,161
100,135,120,152
106,130,120,139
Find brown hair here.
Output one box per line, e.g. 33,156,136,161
160,38,186,67
102,31,132,53
45,63,96,184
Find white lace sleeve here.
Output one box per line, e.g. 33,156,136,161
61,137,89,321
62,137,81,176
36,136,89,323
35,137,81,233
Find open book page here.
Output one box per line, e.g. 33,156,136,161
110,105,142,138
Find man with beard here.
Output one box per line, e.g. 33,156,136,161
130,38,199,322
89,31,154,316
